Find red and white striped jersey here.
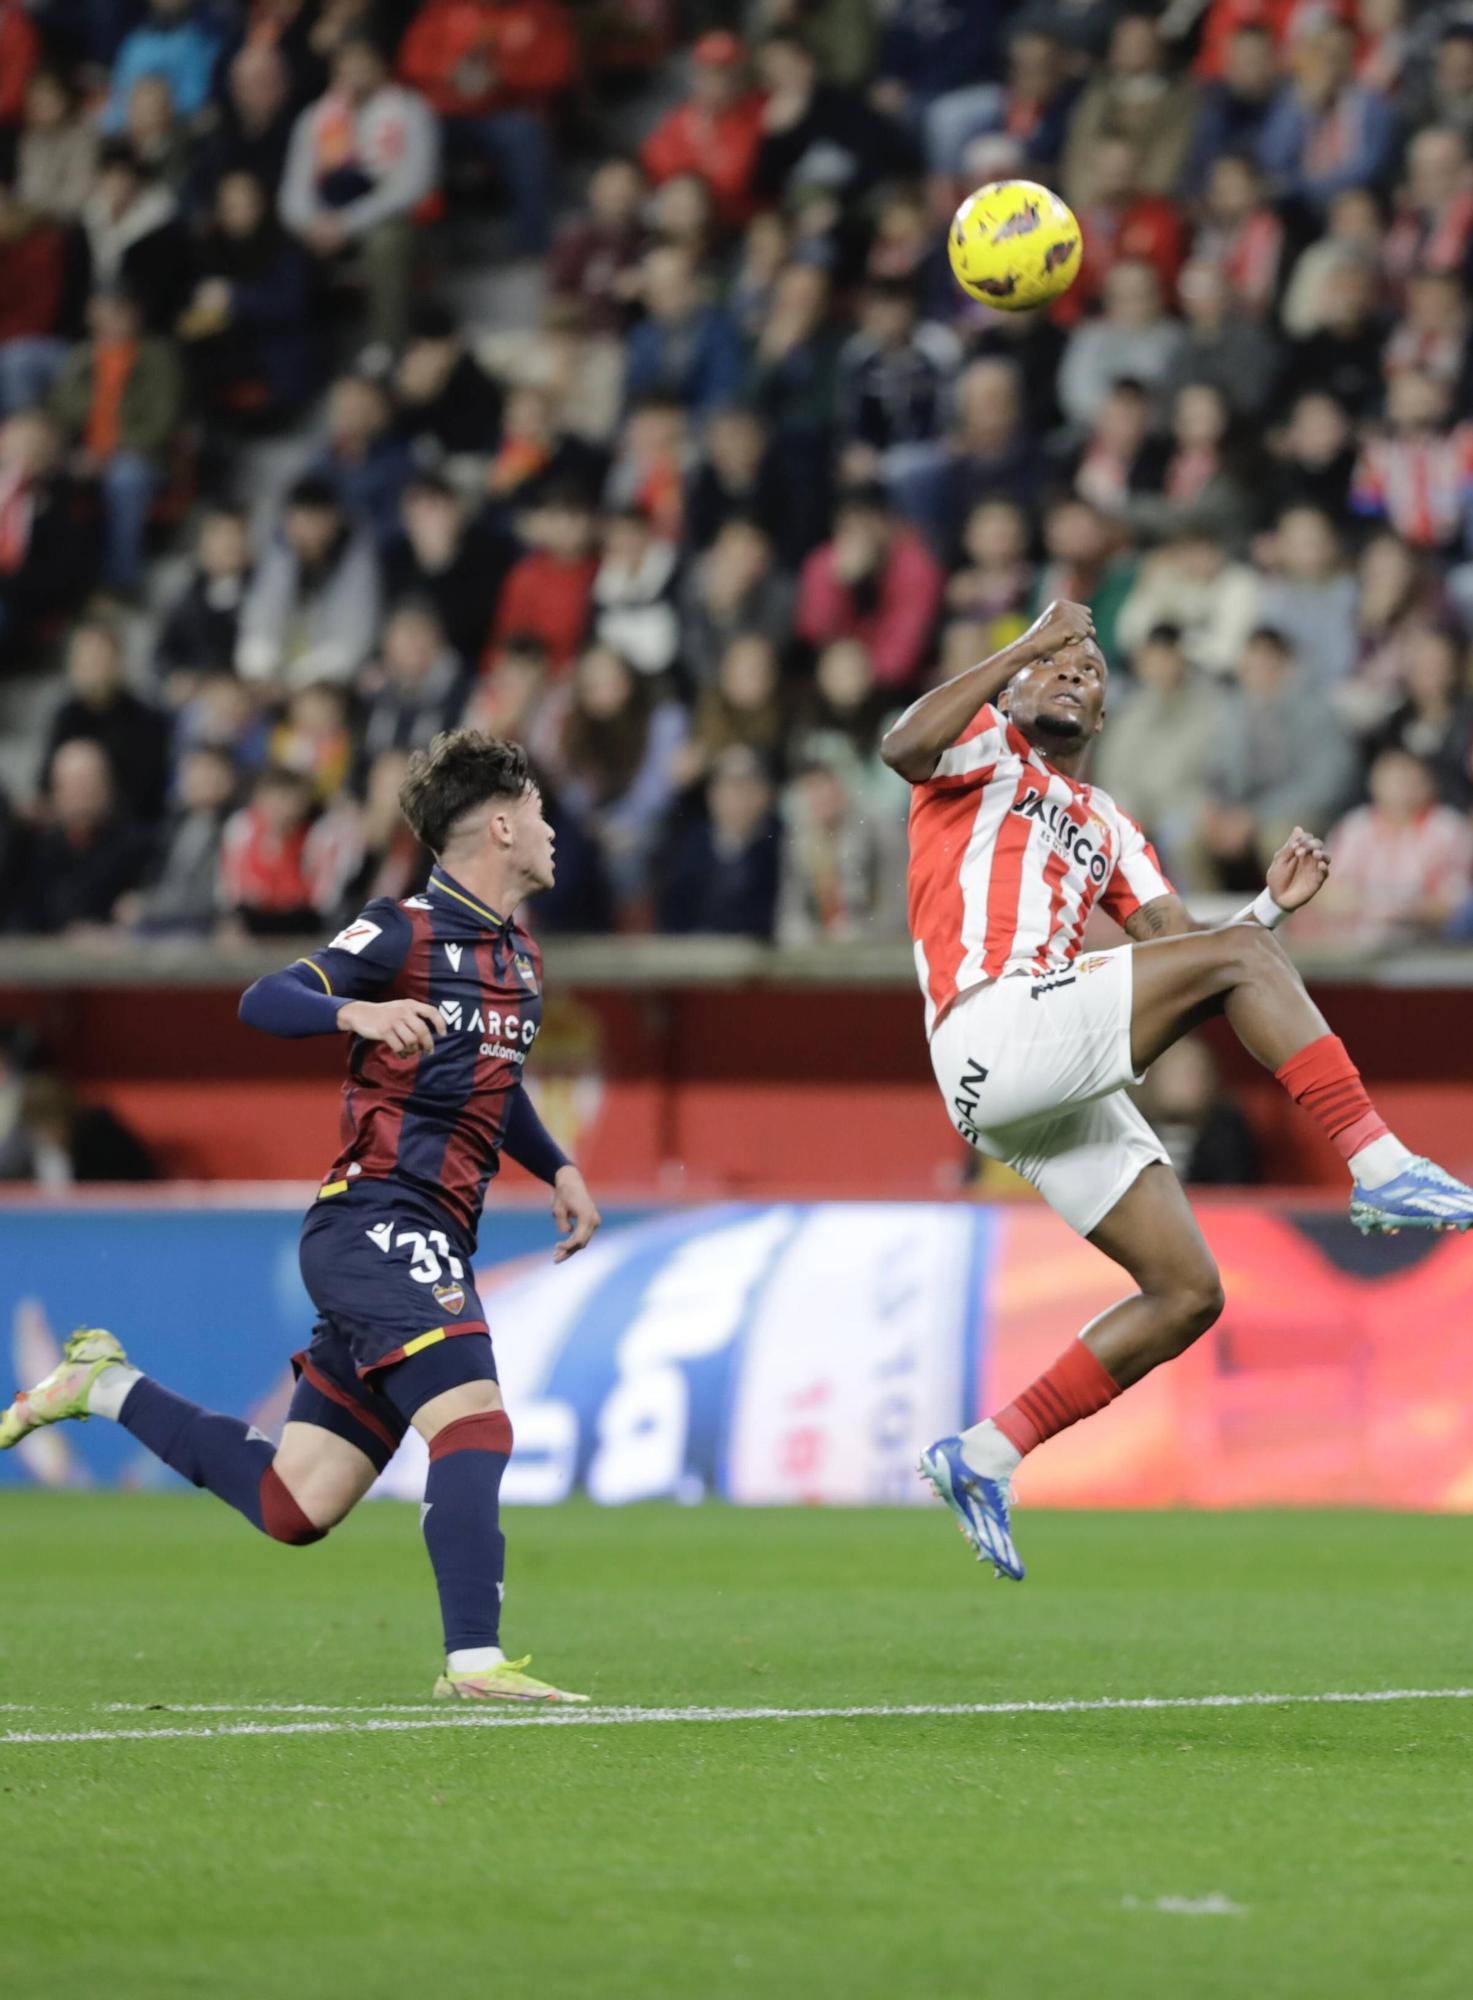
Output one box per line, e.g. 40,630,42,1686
907,702,1173,1035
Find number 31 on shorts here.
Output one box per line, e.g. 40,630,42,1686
365,1220,465,1285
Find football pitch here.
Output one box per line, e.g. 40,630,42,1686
3,1495,1470,2000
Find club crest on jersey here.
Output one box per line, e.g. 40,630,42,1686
513,952,538,992
433,1282,466,1315
1010,787,1111,884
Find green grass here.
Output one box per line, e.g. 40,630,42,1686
3,1496,1472,2000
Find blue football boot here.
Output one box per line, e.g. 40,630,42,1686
1350,1157,1473,1236
917,1435,1024,1581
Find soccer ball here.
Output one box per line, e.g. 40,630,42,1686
947,180,1083,312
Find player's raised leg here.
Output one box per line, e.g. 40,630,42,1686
0,1331,377,1539
374,1344,587,1702
1127,920,1473,1234
936,1163,1224,1573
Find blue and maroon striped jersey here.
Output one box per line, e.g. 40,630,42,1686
296,867,547,1246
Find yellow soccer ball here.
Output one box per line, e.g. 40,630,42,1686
947,180,1083,312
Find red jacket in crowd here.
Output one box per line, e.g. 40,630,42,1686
0,0,40,126
796,529,944,692
490,549,597,671
640,91,766,225
399,0,576,118
0,221,65,343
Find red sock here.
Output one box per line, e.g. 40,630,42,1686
1274,1033,1387,1164
992,1339,1121,1458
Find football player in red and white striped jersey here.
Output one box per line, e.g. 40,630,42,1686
886,599,1473,1580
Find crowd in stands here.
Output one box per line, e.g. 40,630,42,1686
3,0,1473,956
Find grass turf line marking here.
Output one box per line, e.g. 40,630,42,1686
5,1687,1472,1746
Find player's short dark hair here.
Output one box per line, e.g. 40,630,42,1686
398,729,531,855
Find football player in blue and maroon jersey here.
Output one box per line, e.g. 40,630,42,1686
1,733,601,1703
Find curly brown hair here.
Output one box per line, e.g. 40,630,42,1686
397,729,531,855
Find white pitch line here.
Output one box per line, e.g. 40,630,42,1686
4,1687,1472,1747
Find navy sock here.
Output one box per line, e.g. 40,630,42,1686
423,1411,512,1652
118,1378,321,1543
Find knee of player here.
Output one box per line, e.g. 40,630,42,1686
1172,1265,1226,1345
1233,919,1289,979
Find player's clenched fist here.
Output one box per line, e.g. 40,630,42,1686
1023,598,1095,660
337,997,448,1055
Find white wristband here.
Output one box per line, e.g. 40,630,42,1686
1236,888,1290,930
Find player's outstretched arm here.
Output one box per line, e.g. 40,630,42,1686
880,599,1095,784
1123,832,1331,943
239,963,446,1052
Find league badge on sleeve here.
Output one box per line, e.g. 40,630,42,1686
328,918,383,955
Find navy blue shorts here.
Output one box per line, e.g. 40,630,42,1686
292,1181,498,1463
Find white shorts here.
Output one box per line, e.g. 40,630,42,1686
928,947,1169,1238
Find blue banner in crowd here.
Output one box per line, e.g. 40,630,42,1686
0,1201,996,1503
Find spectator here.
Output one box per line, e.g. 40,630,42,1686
16,70,98,224
1383,269,1470,395
484,381,605,518
1195,627,1356,888
178,169,316,425
1162,258,1282,421
14,739,152,935
1134,1037,1262,1185
0,411,91,656
1058,260,1188,431
1266,390,1358,518
776,743,894,943
679,513,793,688
944,499,1034,656
0,182,69,417
80,141,190,331
237,474,382,687
1281,252,1388,416
872,0,997,140
308,372,415,546
1194,153,1286,321
1055,135,1186,328
547,156,648,335
187,44,295,215
592,506,680,678
123,74,193,193
1064,377,1168,523
359,601,467,761
640,30,765,226
344,746,432,911
103,0,224,134
1094,625,1226,876
557,643,687,912
13,1071,159,1183
118,743,238,936
1348,537,1455,715
1033,495,1137,663
753,29,911,207
1187,25,1281,190
1351,369,1473,551
922,28,1075,182
1404,22,1473,149
43,619,170,824
1363,626,1473,809
605,393,688,537
1128,380,1256,548
489,487,598,672
218,764,360,935
156,506,253,690
393,302,504,463
383,473,513,669
677,631,788,790
1062,11,1200,204
48,288,184,597
270,679,355,800
892,356,1039,555
796,482,943,692
1258,19,1398,215
1383,125,1473,295
1117,529,1262,680
1258,506,1359,685
466,630,556,755
835,277,959,459
398,0,575,256
744,261,844,516
278,34,440,356
624,243,746,418
684,404,797,561
1280,186,1387,337
790,637,891,783
657,742,780,938
1324,747,1473,945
